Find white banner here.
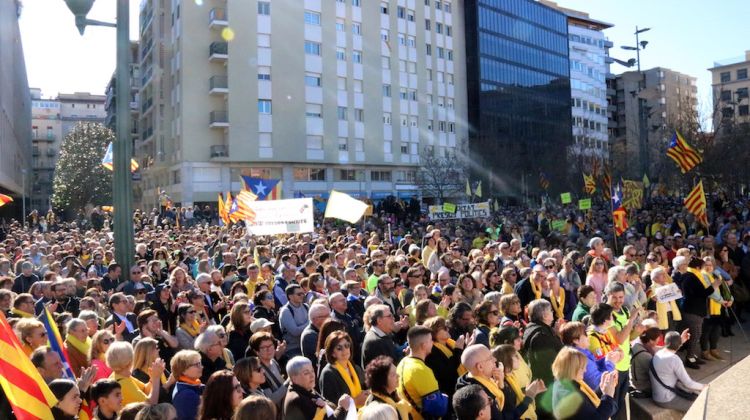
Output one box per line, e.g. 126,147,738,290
245,198,315,236
655,283,683,303
428,201,491,220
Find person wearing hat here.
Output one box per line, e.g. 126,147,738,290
250,318,274,334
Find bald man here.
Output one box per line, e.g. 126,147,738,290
455,345,505,420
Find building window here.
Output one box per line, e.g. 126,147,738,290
338,138,348,151
305,74,322,87
352,23,361,35
400,144,408,154
337,48,346,61
259,133,272,148
381,56,390,69
354,109,364,122
336,19,345,32
306,135,323,150
371,170,392,181
720,90,732,101
380,29,389,41
258,100,272,114
738,69,748,80
294,168,327,181
425,19,431,30
352,51,362,63
337,107,347,120
739,105,749,116
738,87,749,99
381,2,388,14
720,72,731,83
436,22,442,34
304,11,321,25
257,2,270,15
383,113,392,125
397,6,406,18
426,44,432,56
337,169,357,181
305,104,322,118
337,77,347,90
304,41,321,56
352,0,361,6
382,84,391,97
446,26,452,37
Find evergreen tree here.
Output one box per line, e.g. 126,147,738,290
52,122,114,211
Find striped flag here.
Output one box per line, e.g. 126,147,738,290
539,172,550,190
685,181,708,227
0,312,57,419
229,190,258,222
0,193,13,208
102,142,140,173
218,193,230,226
667,131,702,173
612,182,629,236
240,176,282,200
601,166,612,201
583,173,597,194
40,308,75,379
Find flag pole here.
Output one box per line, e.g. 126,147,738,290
610,182,619,254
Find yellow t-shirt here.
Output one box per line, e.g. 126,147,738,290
113,373,152,406
397,357,440,411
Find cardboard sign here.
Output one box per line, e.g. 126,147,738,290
443,202,457,213
655,283,683,303
560,192,572,204
551,220,566,231
428,202,490,220
579,198,592,210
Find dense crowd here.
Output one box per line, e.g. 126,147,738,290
1,193,749,420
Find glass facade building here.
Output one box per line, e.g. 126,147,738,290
465,0,573,196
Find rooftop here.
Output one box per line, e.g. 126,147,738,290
710,51,750,69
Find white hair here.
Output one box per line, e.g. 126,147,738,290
360,403,398,420
672,255,688,270
286,356,312,378
194,330,219,353
308,304,329,322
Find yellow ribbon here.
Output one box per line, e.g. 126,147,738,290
576,379,601,408
697,270,722,316
432,340,468,375
333,360,363,406
530,279,542,300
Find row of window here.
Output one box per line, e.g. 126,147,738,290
294,167,416,182
571,97,606,117
573,135,609,151
478,5,568,56
719,87,749,102
573,116,605,133
570,60,606,83
571,79,605,101
478,0,567,34
720,68,749,83
382,1,453,16
478,32,569,77
569,34,607,49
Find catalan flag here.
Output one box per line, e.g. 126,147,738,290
612,182,629,236
101,142,140,173
583,173,597,195
218,193,230,226
240,176,281,200
0,193,13,208
539,172,550,190
0,312,57,420
158,188,173,209
601,166,612,201
685,180,708,227
667,131,702,174
40,307,75,379
229,190,258,222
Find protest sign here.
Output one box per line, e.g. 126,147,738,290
246,198,314,235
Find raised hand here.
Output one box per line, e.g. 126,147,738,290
525,379,547,398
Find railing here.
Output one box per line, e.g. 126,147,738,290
209,75,228,90
209,42,228,57
210,145,228,157
141,97,153,113
210,111,229,124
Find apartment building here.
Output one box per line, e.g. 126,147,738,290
709,51,750,133
136,0,467,207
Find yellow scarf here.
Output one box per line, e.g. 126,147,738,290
550,287,565,319
697,270,722,316
505,373,524,404
368,392,412,420
333,361,363,406
651,281,682,329
576,379,600,408
530,279,542,300
66,334,92,357
432,340,468,375
10,308,34,318
471,374,505,410
181,320,201,337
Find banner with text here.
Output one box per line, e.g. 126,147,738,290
246,198,315,235
428,201,491,220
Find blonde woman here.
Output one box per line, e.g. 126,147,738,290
106,341,165,406
551,347,618,420
89,329,116,382
15,318,47,357
132,338,174,403
207,324,235,368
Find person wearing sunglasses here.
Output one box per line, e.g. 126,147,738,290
319,331,369,408
171,349,205,420
473,300,501,349
233,356,267,398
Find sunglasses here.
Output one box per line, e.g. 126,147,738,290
102,337,115,345
544,265,555,269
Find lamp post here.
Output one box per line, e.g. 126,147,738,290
621,26,651,179
21,169,27,227
63,0,134,272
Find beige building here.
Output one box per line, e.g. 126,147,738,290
29,90,106,211
709,51,750,132
0,0,31,217
136,0,467,207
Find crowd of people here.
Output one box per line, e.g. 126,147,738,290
1,193,749,420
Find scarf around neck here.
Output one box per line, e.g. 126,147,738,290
471,374,505,410
181,320,201,337
10,307,34,318
66,334,92,357
549,288,565,319
333,360,363,405
576,379,600,407
432,339,468,375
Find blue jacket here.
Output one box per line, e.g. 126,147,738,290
574,346,615,392
172,381,204,420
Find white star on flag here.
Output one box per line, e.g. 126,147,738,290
254,181,267,196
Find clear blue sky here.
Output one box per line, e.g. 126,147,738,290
20,0,750,123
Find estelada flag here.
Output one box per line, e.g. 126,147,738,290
0,312,57,419
685,181,708,227
0,193,13,207
667,130,702,174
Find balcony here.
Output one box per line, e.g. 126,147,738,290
33,133,56,142
209,75,228,95
141,97,153,113
210,145,228,158
209,42,228,62
141,126,154,142
130,101,138,111
32,148,40,157
209,111,229,128
209,8,228,29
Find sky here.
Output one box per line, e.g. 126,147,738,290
19,0,750,121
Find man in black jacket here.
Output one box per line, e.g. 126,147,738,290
104,292,139,342
522,299,563,386
361,304,406,367
12,262,39,294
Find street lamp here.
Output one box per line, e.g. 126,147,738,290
63,0,134,272
619,26,651,180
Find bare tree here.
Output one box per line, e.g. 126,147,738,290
415,146,468,203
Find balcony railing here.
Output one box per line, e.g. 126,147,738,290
209,75,228,94
210,145,228,158
209,42,228,61
209,111,229,128
141,97,153,113
33,133,56,142
209,8,228,28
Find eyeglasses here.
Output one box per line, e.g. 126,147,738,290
189,362,202,368
335,342,352,351
544,265,555,269
252,366,264,373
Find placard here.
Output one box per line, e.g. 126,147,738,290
551,220,565,231
246,198,314,235
560,192,572,204
428,201,490,220
443,202,457,213
655,283,683,303
578,198,592,210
